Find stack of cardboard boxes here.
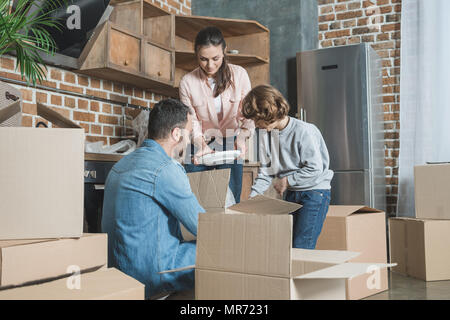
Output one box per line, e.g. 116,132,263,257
389,163,450,282
169,169,393,300
0,93,144,299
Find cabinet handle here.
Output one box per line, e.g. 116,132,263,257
124,60,129,66
157,71,162,76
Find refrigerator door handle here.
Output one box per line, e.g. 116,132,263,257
299,108,306,122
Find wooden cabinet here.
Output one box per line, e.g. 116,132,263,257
78,0,175,96
109,28,141,72
77,0,269,97
241,163,260,202
241,162,283,202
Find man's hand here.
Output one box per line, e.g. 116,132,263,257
274,177,289,196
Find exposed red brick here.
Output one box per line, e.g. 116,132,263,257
22,103,37,115
99,114,119,125
78,99,89,110
74,111,95,123
51,95,62,106
21,115,33,127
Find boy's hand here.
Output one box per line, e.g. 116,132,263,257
274,177,289,196
235,136,247,159
235,129,250,159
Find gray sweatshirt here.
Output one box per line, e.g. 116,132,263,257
250,117,334,197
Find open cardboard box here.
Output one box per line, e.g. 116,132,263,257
165,169,395,300
0,268,144,300
0,102,84,240
316,206,388,300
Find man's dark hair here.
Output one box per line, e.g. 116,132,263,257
147,99,191,140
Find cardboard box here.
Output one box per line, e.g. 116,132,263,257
0,268,145,300
193,210,392,300
163,170,394,300
389,217,450,281
0,233,107,288
414,164,450,220
315,206,388,300
0,126,84,239
195,261,389,300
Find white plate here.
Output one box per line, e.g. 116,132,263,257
199,150,241,166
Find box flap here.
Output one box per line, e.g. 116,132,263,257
291,249,361,278
292,249,361,264
0,238,58,249
0,101,21,125
294,262,396,280
327,205,383,217
229,195,302,215
36,102,81,128
158,265,195,274
187,169,230,210
389,217,429,223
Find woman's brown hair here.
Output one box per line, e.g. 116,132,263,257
242,85,290,124
195,26,233,97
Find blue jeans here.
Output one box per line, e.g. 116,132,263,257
285,189,331,249
184,137,243,203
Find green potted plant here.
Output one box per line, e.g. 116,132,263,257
0,0,66,85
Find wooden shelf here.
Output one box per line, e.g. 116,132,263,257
176,50,269,71
143,0,170,18
85,152,124,162
175,15,269,41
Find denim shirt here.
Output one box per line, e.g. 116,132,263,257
101,139,205,299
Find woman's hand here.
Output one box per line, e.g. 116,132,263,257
193,143,214,165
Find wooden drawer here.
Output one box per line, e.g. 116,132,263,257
109,28,141,72
144,42,172,82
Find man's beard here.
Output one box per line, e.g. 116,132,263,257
173,139,187,163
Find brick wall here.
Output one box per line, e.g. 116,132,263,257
318,0,401,216
0,0,190,146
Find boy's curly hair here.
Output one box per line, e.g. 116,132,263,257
242,85,290,124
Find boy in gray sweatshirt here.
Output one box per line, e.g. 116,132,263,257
242,85,334,249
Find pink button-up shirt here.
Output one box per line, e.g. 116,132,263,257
179,64,255,141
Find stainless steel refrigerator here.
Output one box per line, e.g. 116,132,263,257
296,43,386,211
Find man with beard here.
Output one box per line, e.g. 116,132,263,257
102,99,205,299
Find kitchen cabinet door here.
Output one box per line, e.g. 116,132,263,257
109,28,141,72
144,42,173,82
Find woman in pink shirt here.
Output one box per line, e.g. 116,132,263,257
179,26,255,204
